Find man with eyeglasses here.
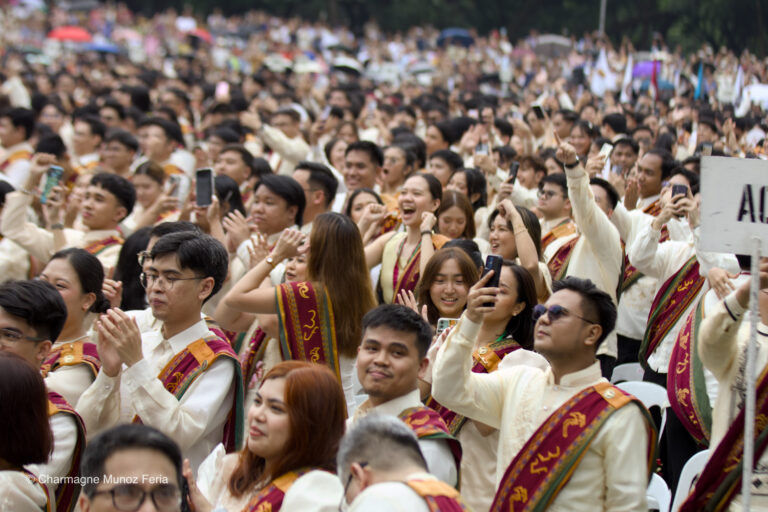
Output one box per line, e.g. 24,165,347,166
337,415,470,511
432,275,655,511
76,231,243,471
79,424,184,512
537,173,575,259
0,279,86,512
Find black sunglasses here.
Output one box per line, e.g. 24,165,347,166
532,304,597,325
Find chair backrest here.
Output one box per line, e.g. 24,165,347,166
616,381,669,410
647,472,671,512
670,450,710,512
610,362,644,383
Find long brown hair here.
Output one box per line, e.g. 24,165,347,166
416,248,480,325
437,190,476,239
308,212,376,357
228,361,346,497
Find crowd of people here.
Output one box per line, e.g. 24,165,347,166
0,2,768,512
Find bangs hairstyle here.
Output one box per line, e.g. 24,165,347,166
90,172,136,217
0,280,66,342
437,190,475,239
228,361,346,497
149,232,229,303
417,248,480,325
308,213,377,357
0,352,53,466
254,174,306,227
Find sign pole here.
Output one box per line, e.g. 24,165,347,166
743,236,761,511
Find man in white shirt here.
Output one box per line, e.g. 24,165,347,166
76,232,242,470
338,415,470,512
100,130,138,179
332,141,384,212
0,279,84,510
241,107,310,177
72,115,106,174
0,107,35,189
432,276,654,511
538,173,575,262
292,161,338,233
350,304,460,487
138,117,190,176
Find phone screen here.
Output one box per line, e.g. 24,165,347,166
532,105,545,120
40,166,64,204
481,255,503,307
195,168,214,207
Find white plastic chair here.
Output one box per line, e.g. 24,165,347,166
611,362,644,383
616,381,669,444
670,450,710,512
647,472,671,512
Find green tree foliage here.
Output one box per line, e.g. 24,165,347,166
124,0,768,55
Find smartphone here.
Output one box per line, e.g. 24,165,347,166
701,142,713,156
436,317,459,336
481,255,504,308
165,174,181,196
475,142,489,155
195,168,214,207
40,165,64,204
611,164,623,175
599,143,614,159
532,105,545,120
508,161,520,183
672,184,689,198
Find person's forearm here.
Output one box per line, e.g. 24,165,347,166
224,260,274,312
420,232,435,277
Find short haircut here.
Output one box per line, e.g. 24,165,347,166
519,155,547,176
428,149,463,172
80,424,182,496
345,140,384,167
294,161,339,208
644,148,676,180
100,98,126,120
149,221,202,240
589,177,620,210
255,174,306,226
209,126,241,144
0,352,53,466
104,129,139,152
149,232,229,302
670,167,700,195
138,116,185,146
392,133,426,169
362,304,433,359
539,172,568,198
35,133,66,157
1,107,36,139
612,137,639,155
555,109,579,123
272,107,301,123
494,118,514,138
220,144,259,178
602,113,627,135
552,277,616,349
0,280,66,342
90,172,136,217
74,114,107,140
337,414,427,484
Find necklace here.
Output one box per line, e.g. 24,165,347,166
55,333,89,345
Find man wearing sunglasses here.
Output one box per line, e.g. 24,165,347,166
432,275,655,511
76,232,242,472
79,424,184,512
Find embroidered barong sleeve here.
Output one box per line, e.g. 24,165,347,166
27,413,77,483
281,470,344,511
431,315,506,429
75,370,122,435
698,292,744,383
120,357,236,451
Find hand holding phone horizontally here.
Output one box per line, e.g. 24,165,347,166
195,168,214,207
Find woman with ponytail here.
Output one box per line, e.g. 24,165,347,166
39,248,110,405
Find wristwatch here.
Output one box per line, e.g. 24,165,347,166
266,255,277,268
563,157,580,169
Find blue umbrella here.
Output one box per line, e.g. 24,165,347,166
79,42,123,54
437,28,474,48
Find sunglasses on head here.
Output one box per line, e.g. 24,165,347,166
532,304,597,325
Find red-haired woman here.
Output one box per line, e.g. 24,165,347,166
185,361,346,511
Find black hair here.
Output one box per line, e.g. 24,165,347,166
407,172,443,203
48,248,110,314
386,144,416,168
34,133,66,158
571,119,598,139
138,116,185,147
500,261,537,349
294,161,339,208
644,148,676,180
209,126,241,144
670,167,700,195
272,107,301,123
80,424,183,496
254,174,306,226
488,206,543,260
149,232,229,303
539,172,568,198
453,168,487,210
74,114,107,140
612,137,639,155
149,221,202,240
0,280,66,342
552,277,617,349
343,188,383,218
602,113,627,135
100,98,126,120
494,118,514,138
0,181,14,207
681,156,701,175
589,177,620,210
215,175,246,216
345,140,384,167
556,109,579,123
428,149,463,171
90,172,136,217
114,227,151,311
362,304,433,358
0,107,35,140
443,238,483,269
654,132,676,154
221,144,261,179
392,133,427,169
104,129,139,152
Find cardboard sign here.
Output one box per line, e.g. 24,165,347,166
700,156,768,253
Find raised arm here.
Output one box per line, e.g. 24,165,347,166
498,199,547,299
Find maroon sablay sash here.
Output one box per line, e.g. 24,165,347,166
276,281,341,379
490,382,656,512
680,362,768,511
239,328,268,389
0,149,32,171
48,390,87,512
639,255,705,371
244,469,311,511
204,316,234,346
41,340,101,379
621,226,670,292
392,234,449,301
425,339,521,436
83,236,123,257
540,220,576,254
21,468,52,512
405,479,471,511
546,235,579,281
398,406,463,469
666,299,712,446
131,335,244,452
